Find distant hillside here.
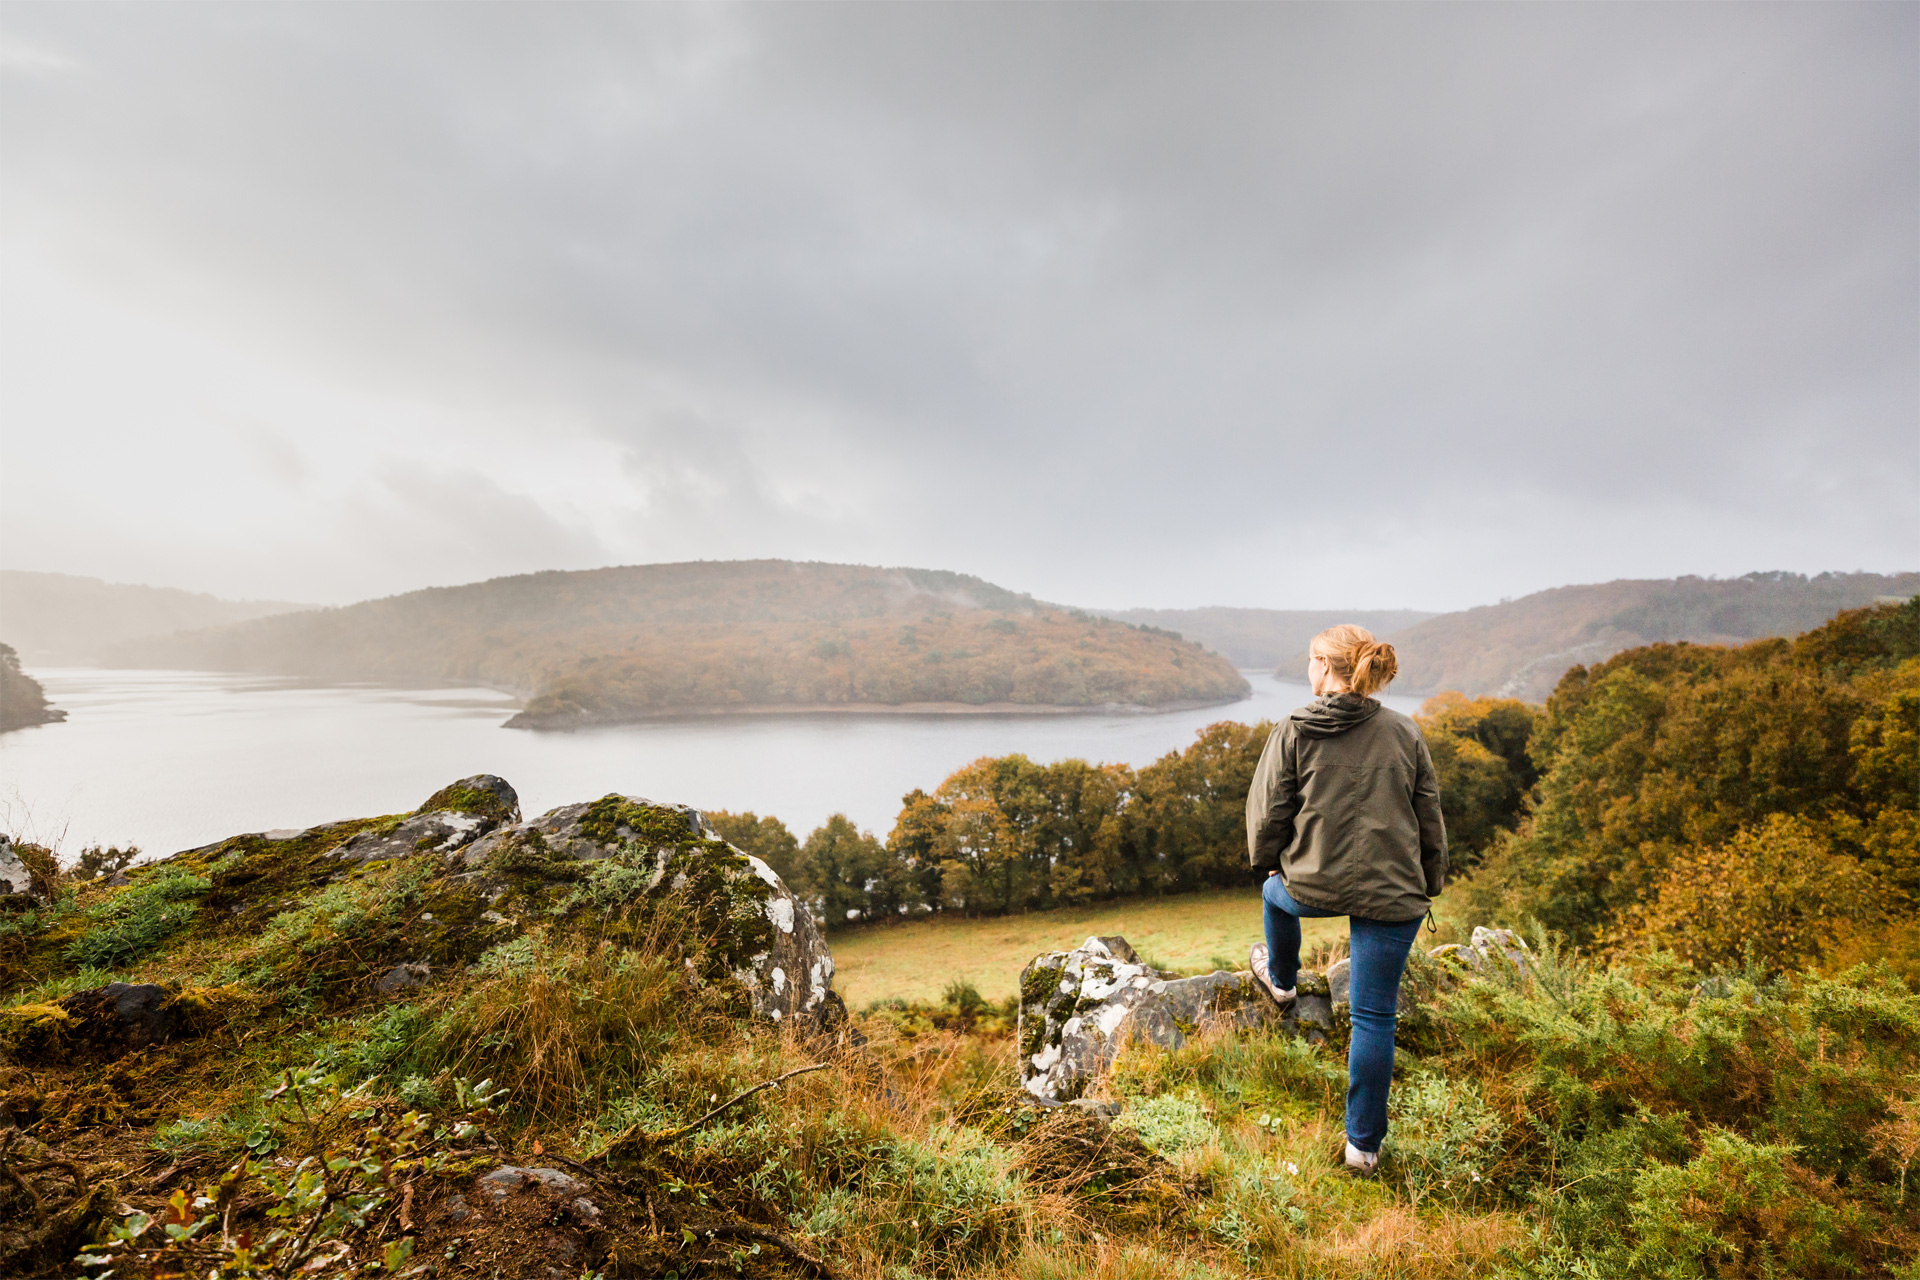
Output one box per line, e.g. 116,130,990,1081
1099,606,1438,668
106,560,1250,725
1368,571,1920,701
0,571,310,663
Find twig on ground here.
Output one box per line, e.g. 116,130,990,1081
145,1156,206,1190
0,1151,45,1221
0,1129,45,1222
685,1223,840,1279
599,1063,830,1159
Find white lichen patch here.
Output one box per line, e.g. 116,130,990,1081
771,966,787,994
767,897,795,934
1094,1001,1133,1037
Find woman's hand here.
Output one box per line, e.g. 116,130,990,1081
1267,869,1279,878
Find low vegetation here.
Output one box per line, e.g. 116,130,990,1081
5,844,1916,1277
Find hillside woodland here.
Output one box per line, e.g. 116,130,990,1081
1330,570,1919,701
1096,607,1436,669
1,642,65,733
712,692,1540,928
1,602,1916,1278
0,572,307,663
1459,595,1920,976
103,562,1248,723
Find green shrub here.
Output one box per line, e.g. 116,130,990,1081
64,870,210,968
1116,1095,1220,1158
1388,1072,1506,1207
1431,937,1920,1274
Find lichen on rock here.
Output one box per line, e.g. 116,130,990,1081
1015,936,1280,1104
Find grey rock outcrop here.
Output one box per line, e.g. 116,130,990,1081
476,1166,601,1229
1014,924,1542,1102
458,795,836,1027
375,963,432,996
330,774,521,863
477,1166,587,1203
1429,926,1531,975
0,835,33,898
1017,936,1278,1104
146,777,840,1031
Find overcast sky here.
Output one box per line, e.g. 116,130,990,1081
1,3,1913,612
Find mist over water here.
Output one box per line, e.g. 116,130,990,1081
0,668,1422,861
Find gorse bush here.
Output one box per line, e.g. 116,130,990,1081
1423,936,1920,1276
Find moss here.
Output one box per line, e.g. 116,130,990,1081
416,780,516,822
482,826,577,883
1018,1014,1044,1059
0,982,248,1064
1020,960,1064,1010
0,1001,75,1058
576,795,699,848
227,860,466,1008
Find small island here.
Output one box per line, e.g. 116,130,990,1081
104,561,1250,728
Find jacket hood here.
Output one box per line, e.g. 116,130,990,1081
1290,692,1383,739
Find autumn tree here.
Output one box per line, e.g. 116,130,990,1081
705,810,801,884
1415,692,1541,868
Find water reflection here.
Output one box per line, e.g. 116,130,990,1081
0,668,1424,860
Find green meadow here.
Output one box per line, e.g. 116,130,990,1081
831,887,1350,1008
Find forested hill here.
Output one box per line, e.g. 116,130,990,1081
0,571,310,663
1347,571,1919,701
1096,606,1437,668
104,560,1249,724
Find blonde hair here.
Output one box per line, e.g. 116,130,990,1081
1310,624,1399,697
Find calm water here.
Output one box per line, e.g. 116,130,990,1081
0,668,1423,860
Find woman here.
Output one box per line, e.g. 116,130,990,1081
1246,624,1446,1174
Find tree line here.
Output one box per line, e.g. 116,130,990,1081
711,690,1540,927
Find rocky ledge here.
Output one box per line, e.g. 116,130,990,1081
1016,928,1534,1104
1,773,839,1039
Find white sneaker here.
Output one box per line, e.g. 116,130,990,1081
1249,944,1296,1007
1345,1142,1379,1174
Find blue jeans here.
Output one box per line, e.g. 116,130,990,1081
1262,874,1424,1154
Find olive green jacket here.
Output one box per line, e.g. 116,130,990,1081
1245,693,1447,922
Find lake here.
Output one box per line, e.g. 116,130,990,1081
0,668,1425,860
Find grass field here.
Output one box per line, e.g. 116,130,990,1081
830,887,1350,1008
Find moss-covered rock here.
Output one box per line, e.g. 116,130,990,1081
1,981,248,1063
456,794,837,1025
1015,936,1280,1104
415,774,521,824
0,778,840,1035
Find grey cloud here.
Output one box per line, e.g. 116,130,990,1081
0,2,1911,609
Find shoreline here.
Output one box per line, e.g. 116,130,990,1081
504,694,1247,730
